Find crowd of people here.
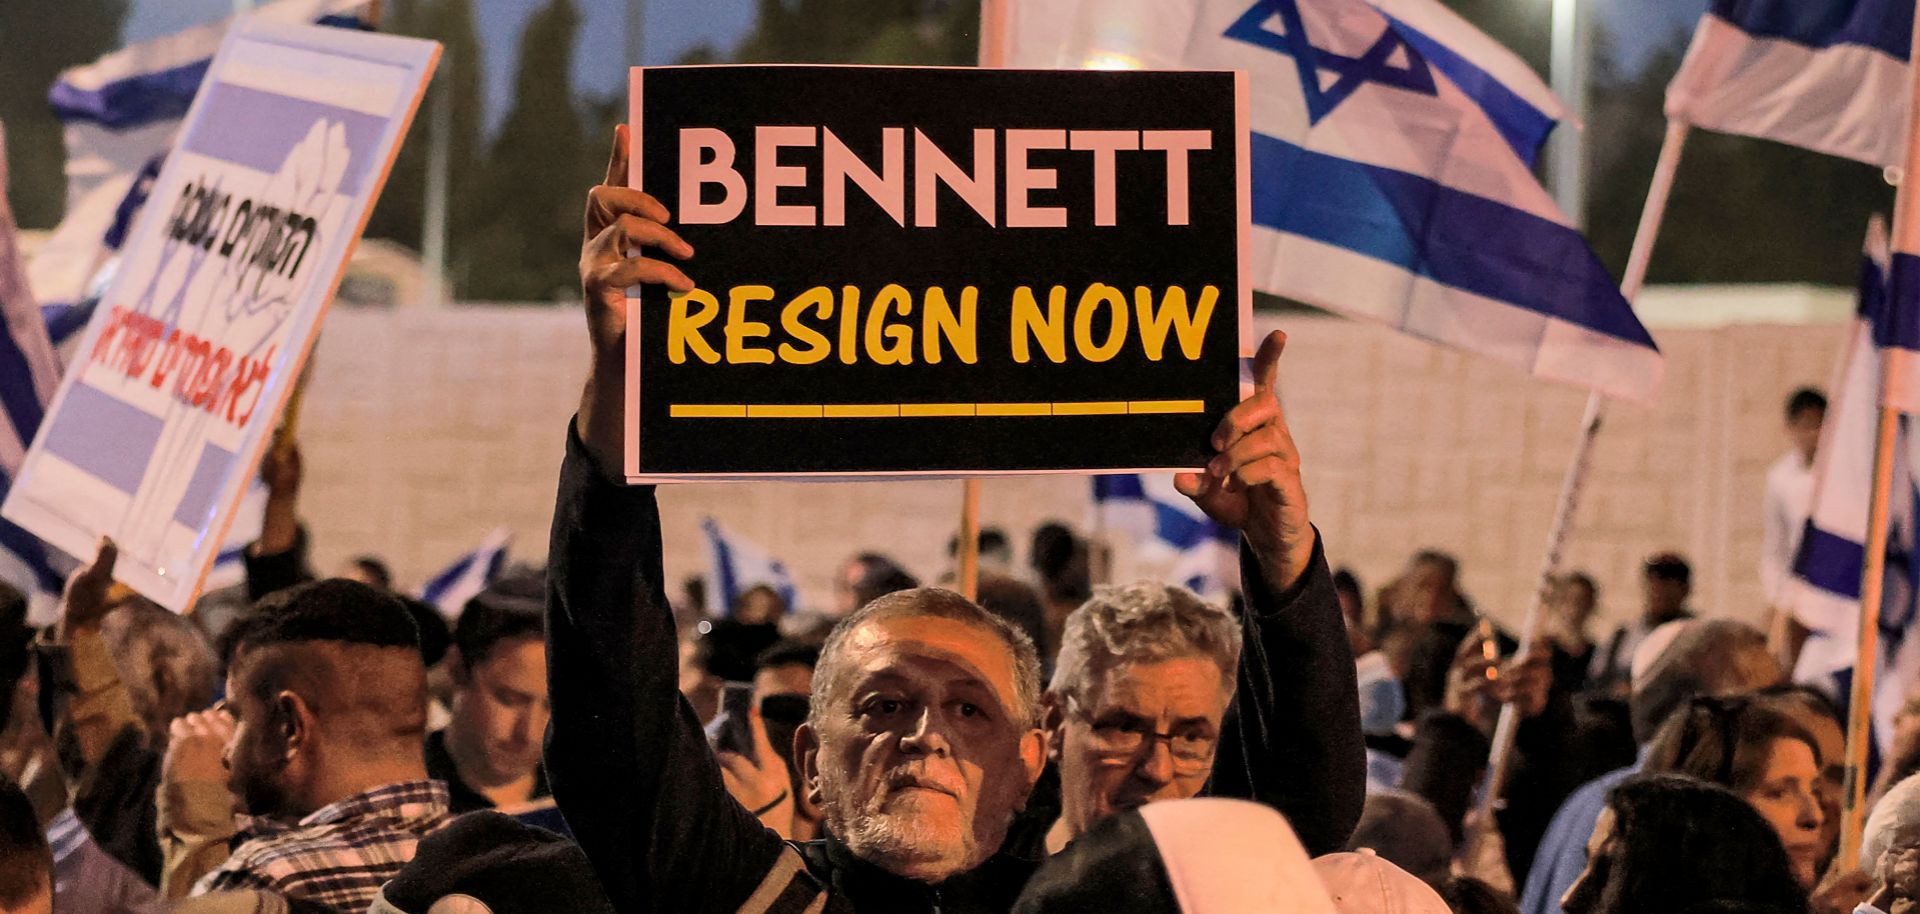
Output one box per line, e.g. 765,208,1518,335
0,131,1914,914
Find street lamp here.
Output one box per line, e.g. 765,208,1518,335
1546,0,1591,228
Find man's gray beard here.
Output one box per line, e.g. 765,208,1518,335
818,769,985,880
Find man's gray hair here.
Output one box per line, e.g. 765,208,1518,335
812,587,1044,729
1047,582,1241,707
1863,772,1920,871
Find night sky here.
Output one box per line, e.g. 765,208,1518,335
122,0,1708,133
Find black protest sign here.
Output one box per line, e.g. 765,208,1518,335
626,65,1247,479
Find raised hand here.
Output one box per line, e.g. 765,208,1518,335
1174,330,1315,588
577,125,697,474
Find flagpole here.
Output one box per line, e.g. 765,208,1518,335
954,0,1008,604
1839,3,1920,861
1464,119,1691,862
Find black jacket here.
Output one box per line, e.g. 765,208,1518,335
544,428,1362,914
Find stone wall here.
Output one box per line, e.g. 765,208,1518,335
291,302,1851,633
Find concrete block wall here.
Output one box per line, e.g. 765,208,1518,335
290,305,1849,634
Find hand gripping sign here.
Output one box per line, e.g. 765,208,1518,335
625,65,1251,480
3,20,438,611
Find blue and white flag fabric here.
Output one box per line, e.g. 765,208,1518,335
1006,0,1662,401
417,528,512,618
1364,0,1570,167
1668,0,1913,169
30,0,372,338
703,518,800,618
1789,217,1919,759
1091,475,1241,603
0,123,69,619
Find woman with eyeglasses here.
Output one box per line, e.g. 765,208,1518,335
1641,695,1828,888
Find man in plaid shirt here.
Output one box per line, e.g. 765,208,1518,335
190,580,451,913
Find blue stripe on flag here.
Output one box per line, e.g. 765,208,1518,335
1380,14,1557,167
1877,253,1920,351
1796,523,1867,599
40,302,96,348
1249,132,1657,350
706,520,741,615
49,60,210,130
0,319,45,442
1092,475,1146,502
1152,501,1238,550
1710,0,1913,61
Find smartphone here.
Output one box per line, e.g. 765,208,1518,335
711,681,757,760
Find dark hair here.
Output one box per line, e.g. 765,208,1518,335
1440,876,1519,914
454,570,544,669
0,582,31,735
225,580,424,695
1333,568,1362,601
1644,553,1691,584
0,774,48,909
230,579,421,657
755,639,820,673
976,575,1049,661
1786,388,1827,421
1758,683,1842,727
348,554,393,591
1644,695,1821,793
1031,523,1077,578
1411,550,1459,578
1565,774,1809,914
852,557,919,609
400,598,453,667
947,528,1012,559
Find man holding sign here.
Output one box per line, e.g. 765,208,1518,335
547,68,1355,912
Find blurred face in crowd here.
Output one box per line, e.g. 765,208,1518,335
1789,406,1825,465
1642,574,1689,623
1742,737,1826,887
755,662,814,702
835,561,869,617
449,634,550,788
799,612,1044,883
1550,577,1597,634
1400,559,1455,625
1048,654,1230,843
734,587,787,626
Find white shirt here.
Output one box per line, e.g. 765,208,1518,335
1762,449,1816,606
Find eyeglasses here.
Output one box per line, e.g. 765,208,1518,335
1067,697,1218,767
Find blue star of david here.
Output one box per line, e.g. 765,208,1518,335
1224,0,1438,124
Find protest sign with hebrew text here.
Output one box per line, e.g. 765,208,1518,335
3,19,438,611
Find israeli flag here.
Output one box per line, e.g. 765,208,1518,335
702,518,800,617
1091,475,1242,602
1007,0,1661,401
417,528,513,618
0,124,68,619
1668,0,1913,169
29,0,372,323
201,481,270,592
1788,218,1920,759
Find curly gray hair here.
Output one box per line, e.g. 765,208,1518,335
1048,582,1241,706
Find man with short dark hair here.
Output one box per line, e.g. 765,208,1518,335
1588,553,1694,694
1765,387,1825,662
547,131,1344,913
429,571,550,813
193,580,449,913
